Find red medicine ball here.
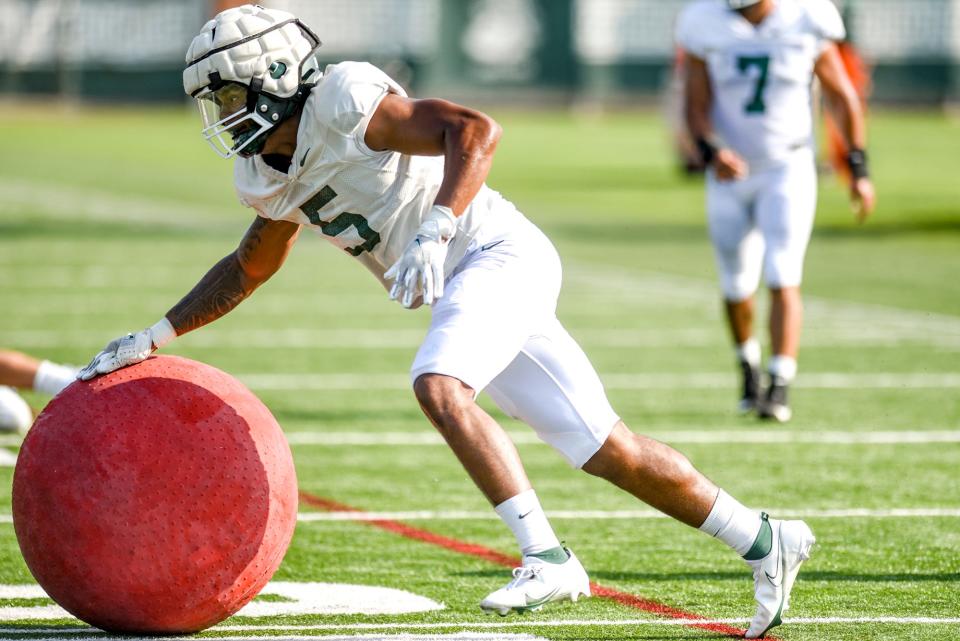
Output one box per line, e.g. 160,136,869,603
13,355,298,633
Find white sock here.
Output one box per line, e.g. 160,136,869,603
33,361,78,396
0,386,33,431
494,489,562,557
736,338,761,366
768,355,798,383
699,489,763,557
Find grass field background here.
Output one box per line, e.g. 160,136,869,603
0,105,958,640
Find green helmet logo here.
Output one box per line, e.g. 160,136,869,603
268,62,287,80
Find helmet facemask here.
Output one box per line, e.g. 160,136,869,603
727,0,763,8
193,48,321,159
196,82,271,159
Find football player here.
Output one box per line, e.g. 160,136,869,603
80,6,814,637
677,0,876,421
0,350,77,431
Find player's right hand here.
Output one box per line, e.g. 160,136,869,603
78,330,155,381
712,149,748,181
851,177,876,223
384,205,458,309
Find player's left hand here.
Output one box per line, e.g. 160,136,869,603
850,177,876,223
385,205,458,308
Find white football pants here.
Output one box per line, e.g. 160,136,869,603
410,214,620,468
706,148,818,301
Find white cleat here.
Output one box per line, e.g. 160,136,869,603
745,514,816,639
480,548,591,616
758,377,792,423
0,386,32,433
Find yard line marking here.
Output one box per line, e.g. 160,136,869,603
297,493,745,639
7,429,960,449
5,177,958,344
0,507,955,525
568,262,960,335
2,617,959,636
0,178,233,231
283,430,960,446
232,372,960,391
0,623,548,641
293,508,960,522
5,327,959,350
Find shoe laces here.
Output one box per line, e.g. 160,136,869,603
508,564,543,587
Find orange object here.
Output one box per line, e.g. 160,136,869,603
824,42,871,186
13,355,298,633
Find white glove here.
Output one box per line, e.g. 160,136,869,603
77,318,177,381
384,205,457,308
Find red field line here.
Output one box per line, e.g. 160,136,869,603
299,491,750,638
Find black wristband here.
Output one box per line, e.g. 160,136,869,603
847,148,869,180
695,137,718,165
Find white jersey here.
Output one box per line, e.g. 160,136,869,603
676,0,845,168
233,61,517,290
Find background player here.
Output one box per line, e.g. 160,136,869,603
0,350,76,432
80,6,814,637
677,0,876,421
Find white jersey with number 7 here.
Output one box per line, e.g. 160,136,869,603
675,0,846,169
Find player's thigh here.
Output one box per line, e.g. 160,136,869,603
756,155,818,288
485,318,620,469
706,176,764,301
411,222,562,392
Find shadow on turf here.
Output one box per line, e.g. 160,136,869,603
816,216,960,238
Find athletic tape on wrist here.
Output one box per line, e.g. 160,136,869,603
695,137,718,165
847,148,869,180
149,318,178,350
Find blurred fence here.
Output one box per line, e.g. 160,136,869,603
2,0,958,104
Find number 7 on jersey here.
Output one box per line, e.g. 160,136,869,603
737,55,771,114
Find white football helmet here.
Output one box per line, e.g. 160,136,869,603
183,4,322,159
728,0,763,8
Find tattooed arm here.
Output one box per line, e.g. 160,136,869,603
166,216,301,335
77,216,301,380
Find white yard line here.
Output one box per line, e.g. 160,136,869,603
1,507,957,525
231,372,960,390
0,178,232,231
4,177,958,335
2,617,959,637
294,508,960,522
4,327,958,350
283,430,960,446
0,624,548,641
568,262,960,336
1,429,955,450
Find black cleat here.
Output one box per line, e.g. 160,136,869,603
759,376,792,422
738,360,761,414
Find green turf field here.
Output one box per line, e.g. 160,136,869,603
0,105,958,640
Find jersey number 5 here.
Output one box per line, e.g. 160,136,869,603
300,186,381,256
737,55,770,114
